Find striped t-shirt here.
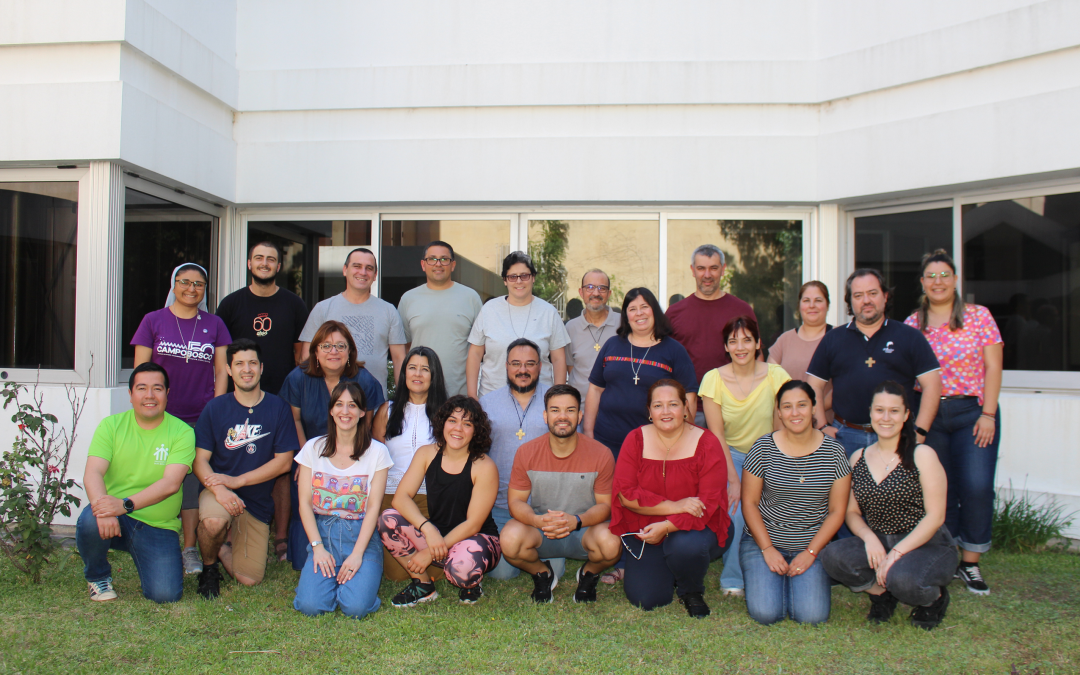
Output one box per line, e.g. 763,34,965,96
742,432,851,551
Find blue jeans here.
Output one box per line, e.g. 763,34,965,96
75,506,183,603
832,420,877,459
487,506,566,580
719,447,746,590
624,527,732,610
924,398,1000,552
294,514,383,619
740,533,831,625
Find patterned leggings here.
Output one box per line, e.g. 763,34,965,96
377,509,501,588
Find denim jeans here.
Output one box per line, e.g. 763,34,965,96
486,506,565,581
924,398,1000,552
293,514,383,619
719,447,746,590
739,533,831,625
820,526,957,607
75,506,183,603
624,527,732,610
831,420,877,459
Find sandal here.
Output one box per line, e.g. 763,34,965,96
600,568,625,584
274,538,288,562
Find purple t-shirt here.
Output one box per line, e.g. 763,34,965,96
131,307,232,424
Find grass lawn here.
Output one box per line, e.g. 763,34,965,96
0,548,1076,674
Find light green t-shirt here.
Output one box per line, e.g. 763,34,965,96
87,410,196,532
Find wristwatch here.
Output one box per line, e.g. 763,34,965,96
311,540,322,548
122,498,135,514
574,515,583,532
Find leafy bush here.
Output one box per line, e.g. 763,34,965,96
993,482,1076,553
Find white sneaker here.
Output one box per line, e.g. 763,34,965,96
88,579,117,602
183,547,203,575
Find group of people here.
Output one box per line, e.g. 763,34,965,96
75,239,1003,632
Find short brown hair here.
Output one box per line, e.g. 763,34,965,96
647,378,688,409
303,320,363,378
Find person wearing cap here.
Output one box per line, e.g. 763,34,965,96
132,262,232,575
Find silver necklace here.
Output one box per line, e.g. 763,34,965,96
509,388,537,441
174,311,200,363
506,298,534,338
629,341,654,386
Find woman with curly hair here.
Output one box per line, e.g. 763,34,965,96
377,395,501,606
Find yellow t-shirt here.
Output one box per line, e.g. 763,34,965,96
699,363,791,452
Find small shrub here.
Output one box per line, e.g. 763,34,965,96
993,481,1076,553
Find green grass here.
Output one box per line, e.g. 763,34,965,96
0,549,1077,674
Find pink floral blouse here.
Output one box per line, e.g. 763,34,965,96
904,304,1003,405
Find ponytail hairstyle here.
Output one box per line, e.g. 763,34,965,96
322,381,372,461
916,249,965,332
870,380,917,471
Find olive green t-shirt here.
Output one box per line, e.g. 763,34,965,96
87,410,196,532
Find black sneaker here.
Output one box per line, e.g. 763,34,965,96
197,563,222,600
957,563,990,595
458,583,483,605
573,566,601,603
910,586,950,631
678,591,711,618
530,560,558,603
867,590,898,624
391,579,438,608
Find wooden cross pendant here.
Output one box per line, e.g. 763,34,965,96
516,428,525,440
593,343,601,351
865,357,876,368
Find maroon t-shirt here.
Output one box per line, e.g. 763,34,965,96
666,293,758,385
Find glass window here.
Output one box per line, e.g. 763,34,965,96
318,220,373,301
527,219,660,319
854,208,952,322
121,188,215,368
963,191,1080,372
0,182,78,369
380,220,511,306
247,221,328,309
666,219,803,359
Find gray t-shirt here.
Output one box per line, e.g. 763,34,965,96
468,296,571,399
565,309,621,398
479,382,550,511
299,293,406,397
397,282,483,397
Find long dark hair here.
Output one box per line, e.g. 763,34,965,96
915,249,965,332
432,395,492,464
871,380,917,471
616,288,673,339
385,346,448,440
321,381,372,461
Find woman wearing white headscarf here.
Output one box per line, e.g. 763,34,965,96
131,263,232,574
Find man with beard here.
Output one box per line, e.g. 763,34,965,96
807,268,942,458
192,340,299,598
500,384,620,603
564,269,621,400
479,338,554,580
216,241,309,559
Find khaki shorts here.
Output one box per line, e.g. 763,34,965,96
199,489,270,584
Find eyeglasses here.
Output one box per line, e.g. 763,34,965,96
619,532,647,560
923,271,953,280
424,256,453,266
582,284,610,292
317,343,349,353
175,279,207,289
508,360,539,369
505,273,534,283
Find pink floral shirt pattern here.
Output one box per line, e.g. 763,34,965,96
904,304,1003,405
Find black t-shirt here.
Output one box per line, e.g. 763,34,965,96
806,319,939,425
216,287,310,395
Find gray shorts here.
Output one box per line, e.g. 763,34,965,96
535,528,588,560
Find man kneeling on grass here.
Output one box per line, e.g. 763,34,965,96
76,363,195,603
500,384,622,603
193,339,299,598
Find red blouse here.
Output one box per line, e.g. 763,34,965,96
610,427,731,547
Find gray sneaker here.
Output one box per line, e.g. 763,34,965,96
183,547,203,575
88,578,117,602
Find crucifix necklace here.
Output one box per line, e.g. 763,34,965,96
174,312,200,363
629,342,654,386
509,389,536,441
585,322,608,352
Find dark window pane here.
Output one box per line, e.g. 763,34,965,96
854,209,952,321
0,182,78,369
963,192,1080,372
121,189,214,369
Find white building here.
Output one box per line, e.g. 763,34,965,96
2,0,1078,535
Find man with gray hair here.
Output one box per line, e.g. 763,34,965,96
564,269,621,399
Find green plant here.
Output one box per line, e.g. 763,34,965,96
0,370,90,583
529,219,570,304
993,481,1076,553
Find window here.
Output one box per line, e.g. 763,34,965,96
854,208,952,324
121,188,216,368
963,191,1080,372
666,218,803,358
318,220,373,301
0,182,78,369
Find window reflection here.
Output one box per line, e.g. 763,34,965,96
318,220,372,301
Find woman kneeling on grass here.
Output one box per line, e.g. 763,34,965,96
740,380,851,625
378,395,502,606
820,380,957,630
293,382,392,619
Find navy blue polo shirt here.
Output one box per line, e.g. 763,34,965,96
806,319,939,425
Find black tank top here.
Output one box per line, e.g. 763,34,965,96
425,450,499,537
851,456,925,535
